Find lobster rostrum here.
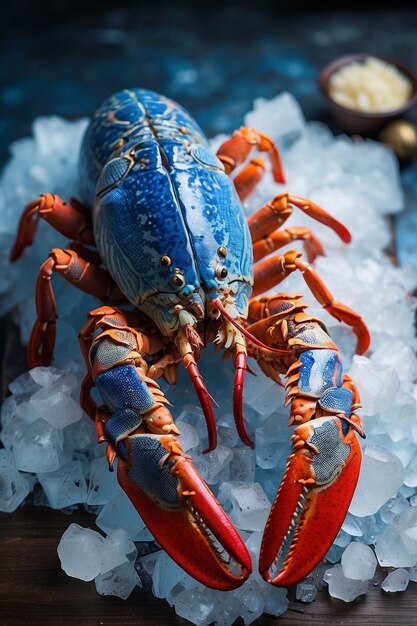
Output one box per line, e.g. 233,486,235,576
11,89,370,590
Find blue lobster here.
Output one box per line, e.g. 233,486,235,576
11,88,370,589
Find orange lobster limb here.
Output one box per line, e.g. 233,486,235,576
29,249,126,367
248,192,351,248
252,249,370,355
259,415,362,586
253,226,325,263
217,126,285,186
10,193,94,261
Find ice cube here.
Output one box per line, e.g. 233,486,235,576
38,460,87,509
58,523,105,581
349,446,404,517
341,542,377,580
86,457,119,505
244,92,305,143
30,377,82,429
349,356,400,416
153,551,189,599
193,445,233,485
0,448,31,512
264,586,289,617
174,588,215,626
229,448,256,483
95,561,140,599
255,413,290,470
29,366,63,387
374,508,417,568
96,489,147,540
239,578,269,624
379,494,409,524
230,483,271,531
101,528,137,574
324,564,368,601
381,568,410,592
12,418,63,473
177,421,200,452
296,583,317,603
9,370,40,395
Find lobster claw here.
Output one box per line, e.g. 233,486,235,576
117,433,251,590
259,415,362,587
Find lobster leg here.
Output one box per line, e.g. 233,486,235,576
216,126,286,195
10,193,94,261
246,295,364,587
28,248,126,367
253,226,325,264
252,248,370,355
248,192,351,262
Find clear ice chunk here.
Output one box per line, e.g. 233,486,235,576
375,507,417,568
29,366,62,387
96,489,147,540
349,356,400,416
174,588,215,626
229,448,256,483
153,551,189,600
38,460,87,509
341,542,377,580
381,568,410,592
58,523,105,581
30,376,82,429
296,583,317,603
177,421,200,452
230,483,271,531
244,92,305,144
95,561,140,600
86,457,119,505
349,445,404,517
264,586,289,617
12,418,63,473
255,413,290,470
9,370,40,395
0,448,31,512
324,564,368,602
193,445,233,485
101,528,137,574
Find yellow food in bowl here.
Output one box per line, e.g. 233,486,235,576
329,56,412,113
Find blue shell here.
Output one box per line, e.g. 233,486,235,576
79,88,253,334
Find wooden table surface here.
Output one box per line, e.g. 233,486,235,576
0,505,415,626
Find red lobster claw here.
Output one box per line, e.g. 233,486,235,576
259,415,362,586
117,433,251,590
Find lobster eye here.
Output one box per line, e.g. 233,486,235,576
218,246,227,258
216,265,228,280
160,255,172,267
172,273,185,287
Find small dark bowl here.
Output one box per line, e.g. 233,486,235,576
319,53,417,136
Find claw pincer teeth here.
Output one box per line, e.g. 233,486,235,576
118,432,251,589
259,416,362,586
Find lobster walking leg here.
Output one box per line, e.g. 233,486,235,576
28,248,126,367
252,248,370,354
216,126,286,195
245,295,364,586
83,307,251,590
10,193,94,261
248,192,351,262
